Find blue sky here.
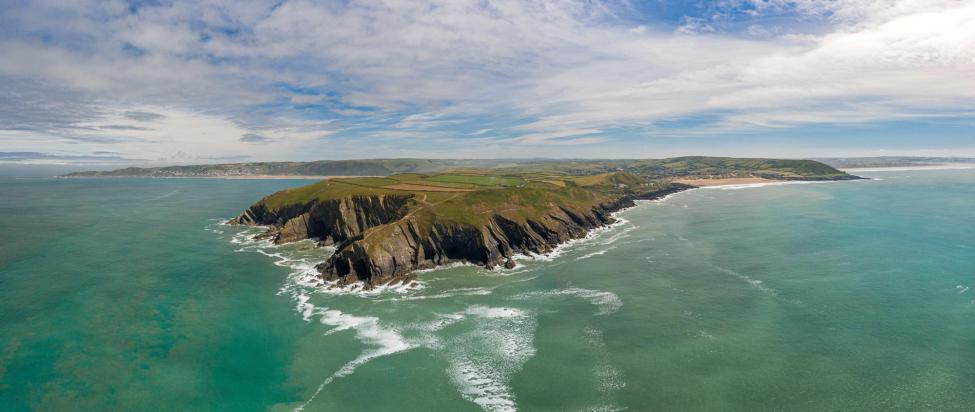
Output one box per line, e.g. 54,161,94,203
1,0,973,165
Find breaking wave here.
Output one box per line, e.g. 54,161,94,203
712,265,778,296
294,297,414,411
515,287,622,316
584,326,626,394
228,224,422,297
444,305,537,412
374,287,495,302
210,217,635,412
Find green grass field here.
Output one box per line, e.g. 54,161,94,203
244,161,854,257
424,174,524,187
256,170,644,229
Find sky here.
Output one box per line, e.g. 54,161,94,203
1,0,973,166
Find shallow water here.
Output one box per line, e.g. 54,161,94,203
1,170,974,411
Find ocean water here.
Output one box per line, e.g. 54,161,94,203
1,169,974,411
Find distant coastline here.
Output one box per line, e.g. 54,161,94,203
815,156,975,170
60,174,360,180
840,164,975,172
227,157,860,290
672,177,785,187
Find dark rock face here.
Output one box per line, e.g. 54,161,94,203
232,185,694,289
231,194,412,245
315,208,610,287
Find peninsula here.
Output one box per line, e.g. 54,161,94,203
227,157,859,289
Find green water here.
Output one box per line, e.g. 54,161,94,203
1,170,974,411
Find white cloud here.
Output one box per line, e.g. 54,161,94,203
0,0,972,161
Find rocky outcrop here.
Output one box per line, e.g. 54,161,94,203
230,194,412,245
232,184,694,289
317,184,693,288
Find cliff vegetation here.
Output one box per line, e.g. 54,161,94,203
231,171,688,288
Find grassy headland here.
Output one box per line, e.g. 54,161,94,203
230,159,858,288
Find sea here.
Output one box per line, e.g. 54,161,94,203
1,168,974,411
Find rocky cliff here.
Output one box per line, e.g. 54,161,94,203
230,183,692,289
231,194,412,245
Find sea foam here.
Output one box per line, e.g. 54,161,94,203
226,224,422,297
584,326,626,394
211,212,627,412
294,301,414,411
712,265,777,296
445,305,537,412
515,288,623,316
512,213,635,265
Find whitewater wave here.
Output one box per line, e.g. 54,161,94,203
584,326,626,394
576,246,616,261
374,287,494,302
216,222,549,411
216,220,434,411
639,190,688,204
445,305,537,412
212,217,638,411
712,265,777,296
294,297,415,411
290,290,540,411
566,288,623,316
600,224,636,246
203,218,227,234
514,214,635,265
515,287,622,316
584,406,628,412
227,224,422,297
146,189,180,201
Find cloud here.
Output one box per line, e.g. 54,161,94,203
513,128,605,145
98,124,154,131
0,151,53,160
239,133,274,143
0,151,142,164
0,0,972,161
124,111,166,122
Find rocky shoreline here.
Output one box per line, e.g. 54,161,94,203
230,183,694,289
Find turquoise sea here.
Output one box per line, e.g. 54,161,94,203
2,169,974,411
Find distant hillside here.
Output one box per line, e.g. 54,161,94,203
508,157,851,180
815,157,975,169
66,157,854,181
66,159,500,177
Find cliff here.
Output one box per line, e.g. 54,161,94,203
232,194,412,245
316,184,691,287
230,171,693,288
